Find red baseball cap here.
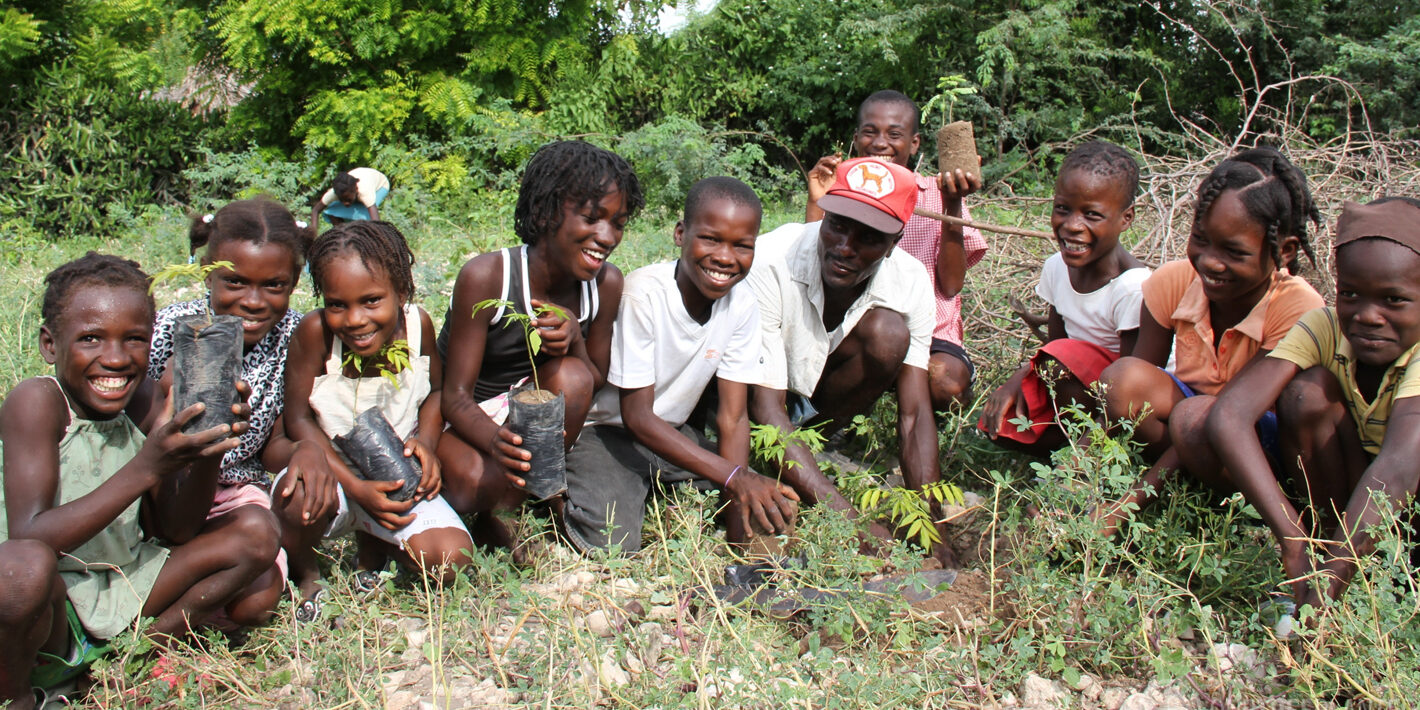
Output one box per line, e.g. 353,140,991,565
816,157,918,234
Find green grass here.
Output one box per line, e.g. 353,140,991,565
6,194,1418,708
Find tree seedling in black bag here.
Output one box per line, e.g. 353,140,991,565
473,298,569,501
150,261,243,434
331,341,422,502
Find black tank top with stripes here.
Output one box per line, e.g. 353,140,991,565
436,246,598,402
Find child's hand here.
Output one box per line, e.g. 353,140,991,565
275,441,339,524
938,165,982,202
979,367,1030,438
491,427,532,489
807,154,842,204
726,470,800,536
530,299,578,357
404,437,442,500
348,478,416,530
144,400,242,475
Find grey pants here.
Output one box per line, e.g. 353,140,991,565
563,424,717,554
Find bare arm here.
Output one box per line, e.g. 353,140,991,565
1046,307,1068,342
933,169,982,299
748,384,849,511
804,154,840,223
283,312,361,491
414,307,443,448
1309,396,1420,603
2,379,235,550
625,382,795,534
441,254,511,455
1129,302,1175,367
894,365,940,490
582,265,624,390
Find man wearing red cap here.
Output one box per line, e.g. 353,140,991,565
747,156,957,565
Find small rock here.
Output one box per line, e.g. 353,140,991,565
1118,693,1157,710
1099,687,1130,710
583,609,623,637
1209,642,1262,679
1074,673,1101,701
1020,672,1066,708
624,648,645,675
597,650,630,687
647,604,677,621
398,618,428,649
637,622,664,667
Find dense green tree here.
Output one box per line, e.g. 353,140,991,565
210,0,668,164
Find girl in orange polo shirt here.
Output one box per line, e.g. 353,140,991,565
1092,147,1324,535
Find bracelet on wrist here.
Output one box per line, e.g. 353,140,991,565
724,465,743,488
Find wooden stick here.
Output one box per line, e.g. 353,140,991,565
913,207,1054,240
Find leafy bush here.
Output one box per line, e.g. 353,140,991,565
0,62,205,238
616,116,799,215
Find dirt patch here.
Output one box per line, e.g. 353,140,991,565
910,569,996,621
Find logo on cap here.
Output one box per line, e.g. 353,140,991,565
847,161,894,198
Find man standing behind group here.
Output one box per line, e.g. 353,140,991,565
748,156,956,565
805,90,985,407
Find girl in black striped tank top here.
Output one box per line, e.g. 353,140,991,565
435,141,644,554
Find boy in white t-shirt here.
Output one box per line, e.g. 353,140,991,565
562,178,799,554
978,141,1150,456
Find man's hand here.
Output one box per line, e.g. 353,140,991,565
726,470,800,536
807,154,843,204
938,165,982,202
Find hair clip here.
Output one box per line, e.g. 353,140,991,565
296,220,308,229
202,213,215,224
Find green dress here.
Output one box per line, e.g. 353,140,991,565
0,377,169,640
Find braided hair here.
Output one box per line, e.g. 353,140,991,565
42,252,153,329
1192,146,1319,274
513,141,644,246
188,196,315,273
1059,141,1140,206
307,221,416,302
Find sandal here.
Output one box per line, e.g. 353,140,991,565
294,589,327,624
352,570,383,596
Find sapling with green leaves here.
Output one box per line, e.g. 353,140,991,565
148,260,236,325
472,298,570,395
341,338,411,415
472,298,574,499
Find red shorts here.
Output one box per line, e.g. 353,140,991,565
978,339,1119,444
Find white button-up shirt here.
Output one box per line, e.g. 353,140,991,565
747,220,935,396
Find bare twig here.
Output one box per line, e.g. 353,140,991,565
913,207,1052,240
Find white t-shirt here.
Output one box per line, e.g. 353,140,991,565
1034,252,1150,354
320,167,390,208
748,221,934,395
588,262,762,428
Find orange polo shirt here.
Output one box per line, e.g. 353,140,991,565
1142,260,1324,395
